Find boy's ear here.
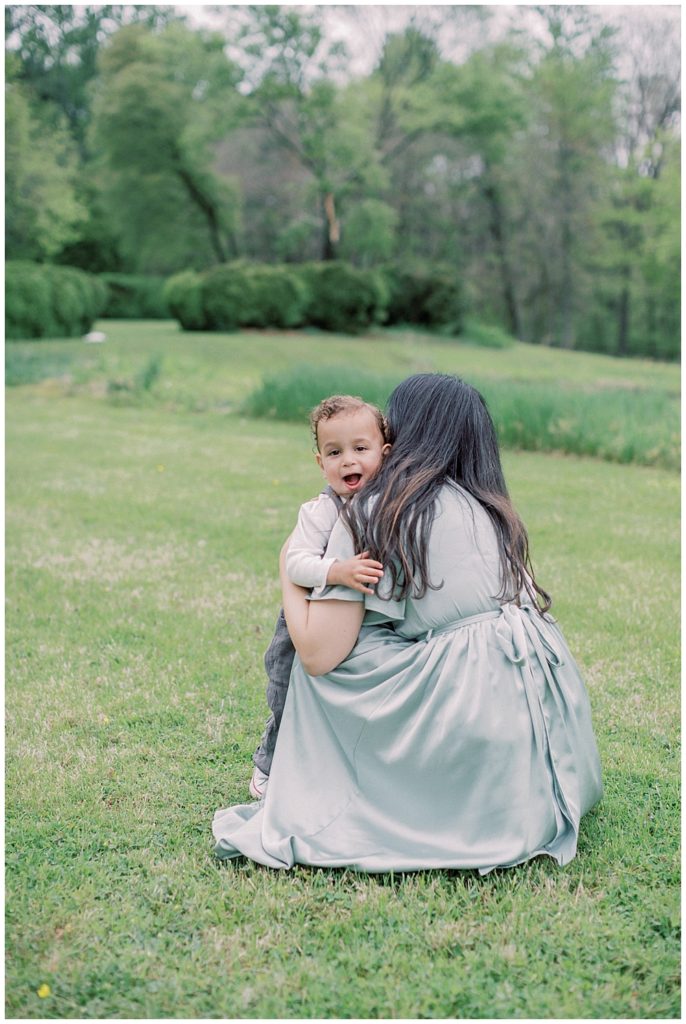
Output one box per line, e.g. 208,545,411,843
315,451,324,472
382,443,392,457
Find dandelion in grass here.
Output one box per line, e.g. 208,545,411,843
37,984,51,998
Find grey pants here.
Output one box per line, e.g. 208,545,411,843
252,608,295,775
252,485,343,776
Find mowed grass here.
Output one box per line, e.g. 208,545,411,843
5,323,681,1018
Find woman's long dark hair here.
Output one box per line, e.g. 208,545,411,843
342,373,552,613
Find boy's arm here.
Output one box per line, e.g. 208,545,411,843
285,494,384,595
285,495,340,589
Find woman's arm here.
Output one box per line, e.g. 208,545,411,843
280,542,365,676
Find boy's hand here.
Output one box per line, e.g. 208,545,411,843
326,552,384,595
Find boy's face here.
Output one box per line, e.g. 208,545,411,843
316,409,389,497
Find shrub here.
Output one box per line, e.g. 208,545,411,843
166,260,385,335
383,260,465,334
200,263,249,331
164,270,205,330
100,274,169,318
166,262,309,332
202,262,308,331
246,264,309,329
5,261,107,340
461,318,516,349
298,261,388,334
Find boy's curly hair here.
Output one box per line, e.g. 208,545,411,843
309,395,388,451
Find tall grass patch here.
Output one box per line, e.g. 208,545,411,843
244,364,679,470
243,364,398,424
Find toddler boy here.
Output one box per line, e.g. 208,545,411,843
250,394,389,798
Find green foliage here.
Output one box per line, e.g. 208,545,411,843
90,22,243,273
4,6,679,357
164,271,205,331
4,5,177,147
461,319,516,349
275,218,320,262
5,68,86,261
99,275,169,319
5,261,107,340
243,364,398,423
164,263,309,332
202,262,309,331
165,261,386,335
236,6,385,260
107,354,164,400
383,261,465,334
244,363,678,470
582,139,681,361
479,377,678,469
5,347,78,387
339,199,398,266
298,261,388,334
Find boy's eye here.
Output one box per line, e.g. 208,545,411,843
355,446,368,452
327,449,340,457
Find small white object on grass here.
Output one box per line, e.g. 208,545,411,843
83,330,107,343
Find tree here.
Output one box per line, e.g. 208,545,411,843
5,56,85,260
339,199,398,266
227,5,383,260
5,4,176,154
602,10,680,355
514,7,618,346
90,22,244,273
422,43,529,336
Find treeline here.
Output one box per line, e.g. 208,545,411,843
5,5,680,359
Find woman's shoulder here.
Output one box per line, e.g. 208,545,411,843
434,482,493,539
436,481,477,515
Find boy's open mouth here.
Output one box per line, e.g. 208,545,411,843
343,473,363,489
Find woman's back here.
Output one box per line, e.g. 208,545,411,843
393,483,504,639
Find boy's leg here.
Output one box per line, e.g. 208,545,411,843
252,609,295,777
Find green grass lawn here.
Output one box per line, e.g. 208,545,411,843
6,323,680,1018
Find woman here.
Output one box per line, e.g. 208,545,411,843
213,374,602,872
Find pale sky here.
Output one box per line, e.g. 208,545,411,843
177,3,680,80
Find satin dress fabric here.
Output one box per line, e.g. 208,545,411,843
213,484,602,873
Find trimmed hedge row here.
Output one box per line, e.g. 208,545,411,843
6,261,107,340
299,262,388,334
165,259,464,335
100,274,169,318
5,258,465,338
164,261,389,334
382,260,464,334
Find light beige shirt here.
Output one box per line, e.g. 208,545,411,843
286,492,344,589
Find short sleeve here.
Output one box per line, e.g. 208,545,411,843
308,517,406,626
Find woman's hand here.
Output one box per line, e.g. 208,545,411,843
279,540,365,676
326,551,384,595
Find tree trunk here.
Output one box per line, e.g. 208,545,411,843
617,264,631,357
176,165,228,264
557,218,575,348
481,176,521,338
320,192,340,261
556,140,577,349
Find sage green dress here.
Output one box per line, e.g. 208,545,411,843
213,484,602,872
